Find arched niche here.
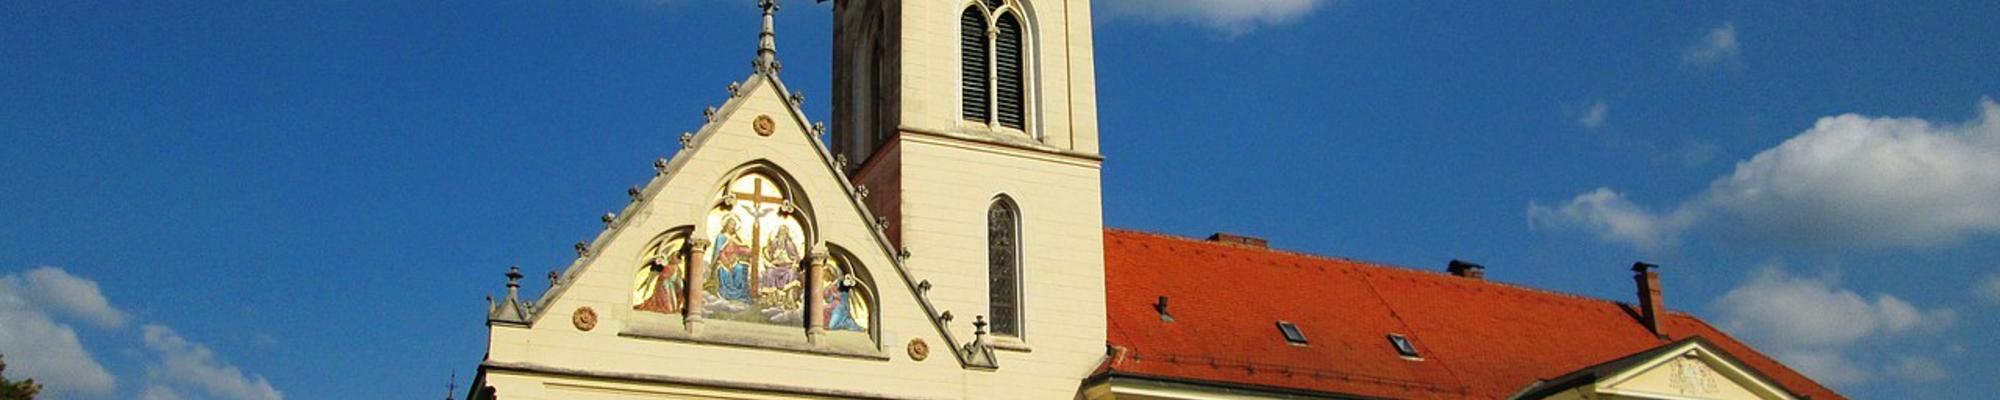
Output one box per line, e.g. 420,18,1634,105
815,244,880,353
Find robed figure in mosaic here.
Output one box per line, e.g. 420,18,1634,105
708,216,756,304
633,238,688,314
757,225,806,323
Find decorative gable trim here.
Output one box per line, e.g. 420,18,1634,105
1512,337,1799,400
501,70,996,370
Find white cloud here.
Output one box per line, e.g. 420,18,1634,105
1886,356,1949,382
1682,22,1742,67
1532,98,2000,250
20,267,128,329
0,269,120,398
142,325,284,400
1575,100,1609,130
0,267,282,400
1528,188,1699,251
1096,0,1330,36
139,385,188,400
1771,350,1869,386
1713,266,1955,385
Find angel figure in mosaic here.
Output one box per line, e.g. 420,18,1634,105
821,265,863,332
708,216,754,302
634,245,687,314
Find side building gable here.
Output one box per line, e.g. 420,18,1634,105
1516,338,1800,400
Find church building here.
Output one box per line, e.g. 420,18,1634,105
466,1,1845,399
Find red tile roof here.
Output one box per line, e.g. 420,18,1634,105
1101,229,1843,400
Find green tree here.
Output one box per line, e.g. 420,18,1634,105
0,355,40,400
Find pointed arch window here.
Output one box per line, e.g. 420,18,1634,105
987,197,1022,337
962,2,1029,132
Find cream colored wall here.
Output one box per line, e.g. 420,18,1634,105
892,0,1099,154
481,76,1090,399
890,132,1108,399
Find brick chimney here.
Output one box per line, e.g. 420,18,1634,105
1446,259,1486,279
1632,262,1665,337
1206,232,1268,248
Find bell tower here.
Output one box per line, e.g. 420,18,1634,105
831,0,1105,391
833,0,1100,167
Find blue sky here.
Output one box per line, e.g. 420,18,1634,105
1,1,1995,399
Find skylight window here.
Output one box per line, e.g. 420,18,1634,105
1277,321,1308,345
1388,334,1420,358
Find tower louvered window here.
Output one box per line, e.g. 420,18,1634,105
960,7,990,123
961,2,1030,133
994,14,1025,129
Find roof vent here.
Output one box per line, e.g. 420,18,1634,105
1276,321,1308,346
1207,232,1268,248
1447,259,1486,279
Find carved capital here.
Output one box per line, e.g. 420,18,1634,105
809,250,833,268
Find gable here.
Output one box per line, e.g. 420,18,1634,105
476,72,1009,399
1593,341,1796,400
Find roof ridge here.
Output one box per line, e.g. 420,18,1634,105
1104,228,1653,312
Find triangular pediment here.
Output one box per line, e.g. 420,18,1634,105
1554,339,1799,400
482,69,993,389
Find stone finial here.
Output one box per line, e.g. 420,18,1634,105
574,242,591,258
704,106,719,122
751,0,783,74
973,315,990,343
854,185,869,199
601,212,616,225
680,132,695,149
897,247,911,260
654,158,669,174
727,81,742,97
918,279,933,294
547,270,561,287
790,92,805,106
812,122,825,135
834,154,849,169
505,266,524,299
875,216,890,231
628,186,643,201
939,310,955,323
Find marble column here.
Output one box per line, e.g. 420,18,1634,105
806,250,831,342
684,238,712,332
